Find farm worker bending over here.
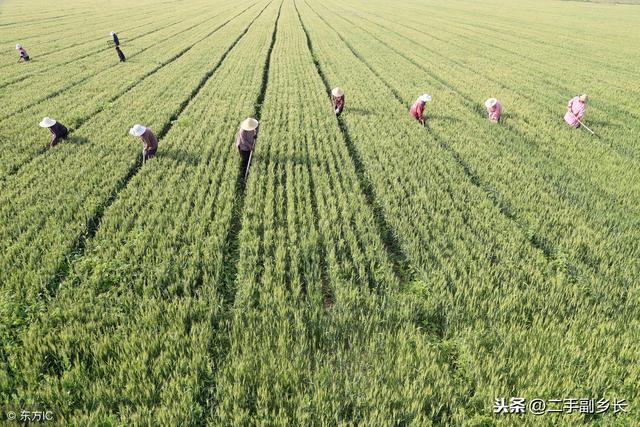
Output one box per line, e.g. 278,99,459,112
16,44,30,62
564,94,588,128
111,31,120,46
410,94,432,125
331,87,345,117
115,46,126,62
236,117,259,176
129,124,158,161
485,98,502,123
39,117,68,148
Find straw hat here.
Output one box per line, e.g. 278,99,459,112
129,124,147,137
110,31,115,36
240,117,259,131
332,87,344,97
39,117,56,128
485,98,498,109
418,94,432,103
16,44,22,49
579,94,588,102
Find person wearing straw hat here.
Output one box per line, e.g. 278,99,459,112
110,31,120,46
16,44,30,63
410,94,432,125
39,117,68,148
564,94,588,128
236,117,259,177
331,87,345,117
129,124,158,161
484,98,502,123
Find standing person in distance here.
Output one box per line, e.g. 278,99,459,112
564,94,588,128
115,46,126,62
485,98,502,123
331,87,345,117
16,44,30,62
110,31,120,46
236,117,259,178
129,124,158,162
39,117,68,148
410,94,432,125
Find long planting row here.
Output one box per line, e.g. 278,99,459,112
1,1,241,121
0,1,257,177
313,0,639,312
3,3,281,422
296,1,636,424
0,1,270,408
212,1,464,424
0,3,209,84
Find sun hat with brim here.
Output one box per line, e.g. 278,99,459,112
39,117,56,128
485,98,498,109
240,118,259,131
418,94,432,103
579,94,588,102
332,87,344,97
129,124,146,137
16,44,22,49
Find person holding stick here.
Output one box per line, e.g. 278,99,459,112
236,117,259,179
410,94,432,125
564,94,588,128
129,124,158,162
331,87,345,117
39,117,68,148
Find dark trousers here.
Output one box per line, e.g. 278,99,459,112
239,149,251,178
143,147,157,161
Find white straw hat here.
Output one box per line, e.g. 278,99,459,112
418,94,432,103
240,117,259,131
485,98,498,109
579,94,588,102
16,44,22,49
332,87,344,97
129,124,146,137
39,117,56,128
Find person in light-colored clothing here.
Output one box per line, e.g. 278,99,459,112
485,98,502,123
564,94,588,128
129,124,158,161
410,94,432,125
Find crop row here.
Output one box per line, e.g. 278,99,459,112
314,0,639,310
0,1,257,177
0,2,271,413
296,1,637,424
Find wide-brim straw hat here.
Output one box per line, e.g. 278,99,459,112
332,87,344,97
485,98,498,109
39,117,56,128
240,118,259,131
419,94,432,103
579,94,588,102
16,44,22,49
129,124,146,137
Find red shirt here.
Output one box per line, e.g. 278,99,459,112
410,100,425,119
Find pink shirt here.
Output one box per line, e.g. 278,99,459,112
564,96,586,128
488,102,502,121
410,100,425,120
